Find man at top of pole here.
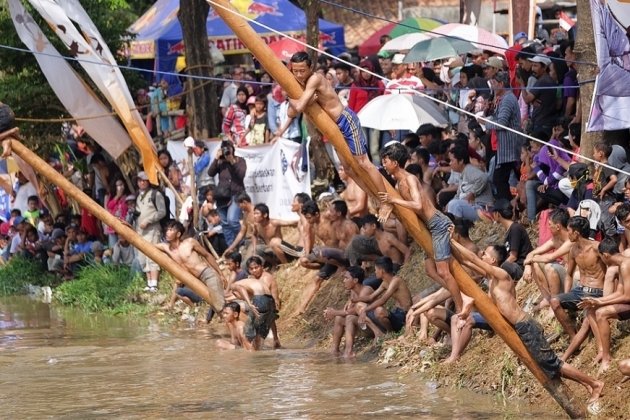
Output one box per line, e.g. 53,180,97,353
287,52,392,221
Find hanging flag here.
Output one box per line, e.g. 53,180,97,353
588,0,630,131
8,0,131,159
558,11,576,31
27,0,160,184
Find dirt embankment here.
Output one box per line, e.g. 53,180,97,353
273,224,630,418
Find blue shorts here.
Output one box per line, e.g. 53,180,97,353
389,307,407,332
556,286,603,311
336,107,368,156
471,312,493,331
176,286,203,304
426,211,453,261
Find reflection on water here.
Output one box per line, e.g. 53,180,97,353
0,296,552,418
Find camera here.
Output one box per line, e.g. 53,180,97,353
221,146,231,156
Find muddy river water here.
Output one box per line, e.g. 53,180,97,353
0,296,554,418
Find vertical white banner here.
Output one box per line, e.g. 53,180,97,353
167,139,311,220
236,140,310,221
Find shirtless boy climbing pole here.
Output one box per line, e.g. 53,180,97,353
377,142,471,316
288,52,391,221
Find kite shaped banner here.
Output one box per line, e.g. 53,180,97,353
28,0,159,183
8,0,132,159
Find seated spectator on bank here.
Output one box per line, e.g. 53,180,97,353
445,145,494,222
109,236,140,273
64,227,93,275
0,234,9,265
324,266,372,358
23,195,41,227
592,142,618,237
357,257,412,338
37,212,54,242
493,199,533,280
204,209,228,256
200,187,217,220
91,241,108,265
21,225,46,267
9,217,27,259
44,228,66,273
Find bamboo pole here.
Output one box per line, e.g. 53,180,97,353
187,149,199,229
207,0,584,417
1,137,215,306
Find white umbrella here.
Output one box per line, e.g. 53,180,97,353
358,94,448,131
380,32,433,52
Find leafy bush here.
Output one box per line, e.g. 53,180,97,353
0,256,58,296
54,264,145,313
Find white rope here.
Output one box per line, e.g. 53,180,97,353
206,0,630,178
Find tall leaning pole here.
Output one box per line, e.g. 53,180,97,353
1,136,215,306
207,0,584,417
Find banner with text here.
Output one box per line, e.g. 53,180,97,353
167,139,310,221
236,139,310,222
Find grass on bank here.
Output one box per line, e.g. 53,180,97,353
54,264,148,314
0,256,59,296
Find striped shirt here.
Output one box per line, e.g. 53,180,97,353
485,91,522,165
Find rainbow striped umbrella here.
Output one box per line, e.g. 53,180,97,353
358,17,442,56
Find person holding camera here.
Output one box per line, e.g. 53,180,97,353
208,140,247,248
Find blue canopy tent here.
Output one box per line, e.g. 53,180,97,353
128,0,345,82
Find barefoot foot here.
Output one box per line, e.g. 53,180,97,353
588,380,604,404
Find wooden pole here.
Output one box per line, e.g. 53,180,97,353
207,0,584,417
157,169,185,208
1,138,215,306
187,149,200,230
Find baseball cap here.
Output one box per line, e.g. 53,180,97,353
91,241,104,252
485,56,505,70
467,49,483,57
493,71,510,86
51,228,66,240
247,96,256,105
528,55,551,66
392,53,406,65
12,216,24,227
514,32,528,43
137,171,149,181
377,50,393,59
125,194,137,202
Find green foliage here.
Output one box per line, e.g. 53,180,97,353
54,263,145,313
0,256,58,296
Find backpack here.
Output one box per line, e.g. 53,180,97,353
150,188,172,230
